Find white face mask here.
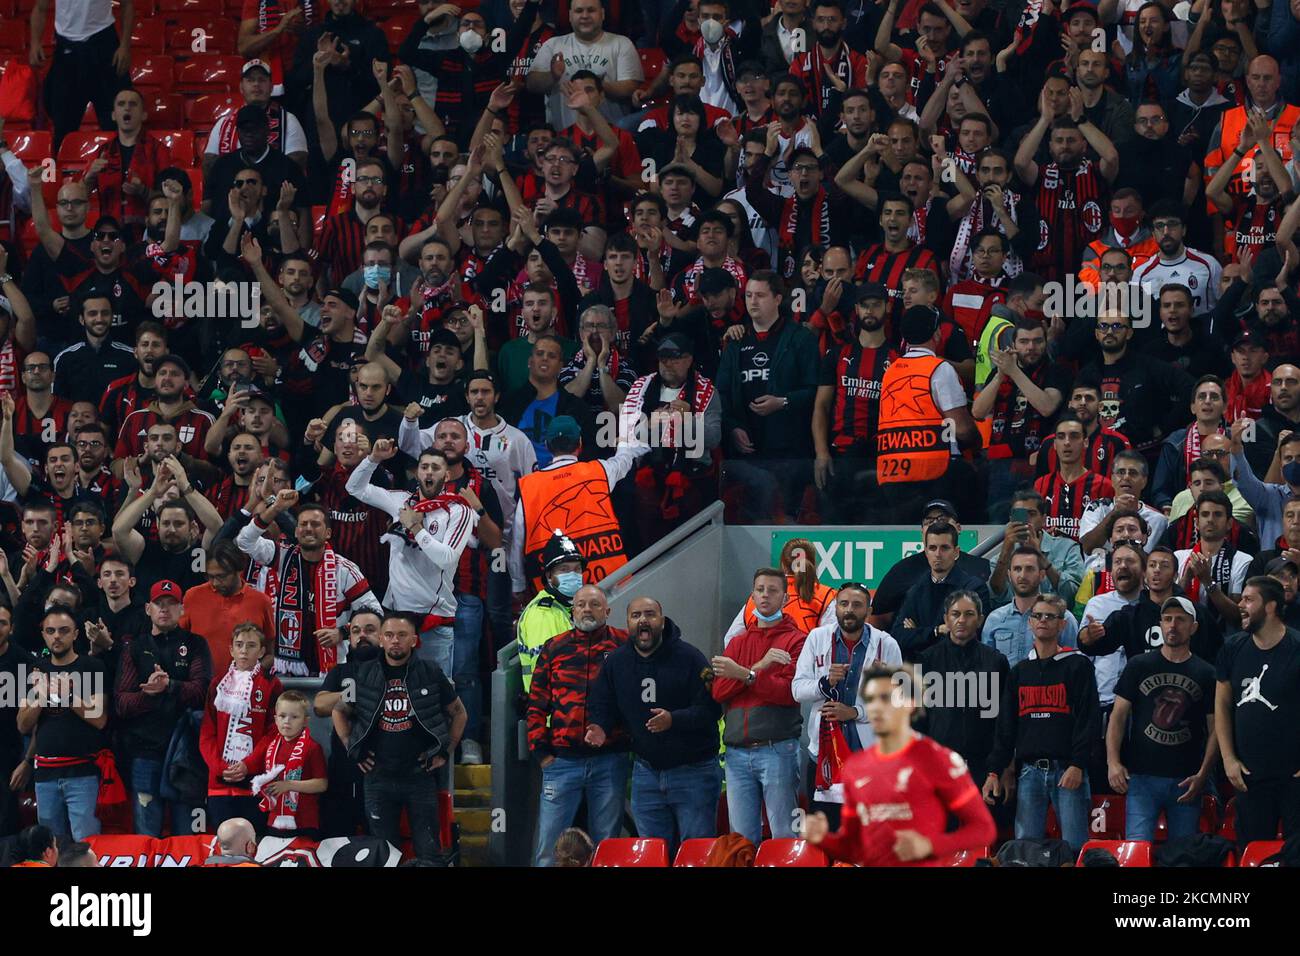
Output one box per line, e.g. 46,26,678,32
700,19,724,44
460,29,484,54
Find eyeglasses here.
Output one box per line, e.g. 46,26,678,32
1096,321,1128,332
75,440,105,449
1112,467,1144,477
93,231,120,241
1202,448,1230,457
350,128,378,138
544,156,576,166
1151,220,1181,232
232,178,261,188
355,175,384,185
22,363,51,372
56,199,89,208
791,164,821,173
1099,262,1129,273
1029,612,1062,621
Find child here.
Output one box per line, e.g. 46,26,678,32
199,623,283,829
227,691,328,839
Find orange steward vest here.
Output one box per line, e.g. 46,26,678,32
876,353,951,483
519,459,627,592
1204,104,1300,198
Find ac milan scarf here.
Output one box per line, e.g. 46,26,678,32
694,27,738,99
327,161,354,217
253,727,313,829
627,370,716,518
1183,425,1223,478
778,188,831,271
0,339,17,393
802,43,856,116
390,489,462,547
215,664,258,764
681,255,746,300
950,188,1022,280
218,103,285,154
267,544,339,676
1184,539,1236,603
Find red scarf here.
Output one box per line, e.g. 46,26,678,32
266,543,339,676
778,188,830,276
1184,539,1235,602
218,102,285,154
1183,424,1223,477
0,339,17,393
254,727,313,829
681,255,746,300
327,162,354,217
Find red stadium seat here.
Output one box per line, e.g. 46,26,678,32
130,19,168,53
1199,796,1219,835
56,131,114,177
176,54,242,95
753,838,828,867
130,55,177,94
1218,797,1236,843
8,130,51,167
638,47,666,84
672,838,718,867
0,0,16,19
147,93,186,129
1239,841,1283,867
185,93,240,137
591,837,668,868
116,0,159,18
159,0,225,18
1089,796,1125,841
168,18,239,56
311,204,327,243
1077,840,1153,867
155,130,196,167
383,16,417,54
938,847,989,867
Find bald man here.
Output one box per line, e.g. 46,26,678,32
1249,363,1300,477
204,818,260,866
1204,56,1300,200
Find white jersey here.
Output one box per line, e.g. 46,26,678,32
345,457,478,619
723,186,778,275
1175,547,1253,606
1133,248,1223,316
1078,499,1169,555
55,0,115,41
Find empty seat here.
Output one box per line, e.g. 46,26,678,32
159,0,225,18
938,847,989,867
1239,840,1284,868
591,837,669,868
56,131,114,176
147,94,186,129
8,130,51,166
130,19,168,53
155,130,196,168
184,93,240,137
130,55,176,93
673,838,718,867
1077,840,1153,867
176,54,242,95
168,17,238,56
753,838,828,868
638,47,666,84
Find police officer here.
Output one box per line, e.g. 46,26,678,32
517,532,584,694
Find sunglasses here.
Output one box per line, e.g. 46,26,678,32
1029,612,1062,621
93,231,120,241
232,178,261,188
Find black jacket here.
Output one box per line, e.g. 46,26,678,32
587,618,721,770
987,648,1100,771
716,316,819,458
347,655,453,766
917,636,1010,778
872,550,992,620
114,627,212,759
578,278,660,372
1077,350,1196,450
286,12,390,146
893,568,994,659
1083,588,1223,665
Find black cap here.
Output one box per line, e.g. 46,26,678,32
923,499,958,520
856,281,889,302
156,353,192,378
323,288,360,312
900,305,941,346
657,333,693,358
1266,555,1299,575
542,529,586,571
428,327,462,351
1233,327,1269,350
697,267,737,297
235,104,268,130
735,60,767,80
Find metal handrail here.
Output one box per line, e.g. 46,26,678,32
970,528,1009,560
597,500,726,594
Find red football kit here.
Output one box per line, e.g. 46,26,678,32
818,733,995,866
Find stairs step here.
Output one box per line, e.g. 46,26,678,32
456,808,494,834
459,833,490,867
455,764,492,789
454,787,493,807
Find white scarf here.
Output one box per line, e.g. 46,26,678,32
215,664,257,764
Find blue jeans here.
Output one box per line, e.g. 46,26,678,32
1015,760,1092,856
724,738,801,846
631,757,721,852
1125,773,1201,841
35,774,101,841
416,624,454,679
365,770,442,862
454,594,484,742
129,757,198,837
534,752,630,866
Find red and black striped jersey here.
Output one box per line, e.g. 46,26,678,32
316,210,406,287
99,373,155,438
1226,193,1286,263
1033,470,1115,540
308,464,392,600
1039,426,1131,477
527,186,604,230
853,243,939,323
822,341,897,451
76,466,123,513
1030,159,1108,282
114,406,216,461
442,464,502,599
12,394,73,463
734,108,776,135
206,477,253,521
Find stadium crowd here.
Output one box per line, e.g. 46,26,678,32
1,0,1300,866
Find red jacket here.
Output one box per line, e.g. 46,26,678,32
88,132,173,228
712,616,807,747
199,669,283,795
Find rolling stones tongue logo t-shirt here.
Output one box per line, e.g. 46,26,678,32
1113,651,1215,779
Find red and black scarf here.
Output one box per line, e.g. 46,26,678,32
266,544,339,676
253,727,314,829
778,188,831,277
1184,538,1237,603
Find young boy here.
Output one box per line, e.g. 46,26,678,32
227,691,328,838
199,623,283,829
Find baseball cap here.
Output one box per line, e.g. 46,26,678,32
657,163,696,184
242,59,272,77
1232,328,1268,350
156,353,192,378
235,104,269,130
544,415,582,442
657,333,693,358
923,499,958,520
150,580,183,603
697,267,737,297
323,288,360,312
1266,555,1299,575
855,281,889,302
1160,596,1197,617
735,61,767,81
427,327,462,351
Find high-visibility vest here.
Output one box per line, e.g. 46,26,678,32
1204,104,1300,197
517,590,573,693
975,312,1015,390
518,459,627,593
740,578,834,634
876,353,951,483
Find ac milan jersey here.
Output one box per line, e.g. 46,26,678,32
821,342,897,451
1038,426,1131,478
115,407,216,461
823,734,983,867
853,244,939,323
12,394,73,464
1030,159,1107,282
1227,194,1286,262
309,465,393,601
1033,470,1115,540
1132,248,1223,316
99,373,156,438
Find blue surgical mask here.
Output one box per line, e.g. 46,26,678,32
555,571,583,598
363,264,392,289
754,607,784,624
1284,461,1300,487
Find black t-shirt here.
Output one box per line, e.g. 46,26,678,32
1114,649,1216,779
32,654,107,780
134,539,206,599
1215,629,1300,780
368,660,452,775
396,370,470,425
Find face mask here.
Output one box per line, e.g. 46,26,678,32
460,29,483,54
363,264,392,289
555,571,583,597
1284,462,1300,487
754,606,784,624
700,19,724,43
1023,308,1045,323
1110,214,1142,239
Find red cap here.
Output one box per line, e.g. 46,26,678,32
150,580,183,603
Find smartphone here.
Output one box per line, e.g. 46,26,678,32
1009,507,1029,525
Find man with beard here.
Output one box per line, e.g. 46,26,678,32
1080,450,1170,555
1115,103,1200,215
920,590,1010,786
895,521,995,658
812,283,896,523
1077,311,1196,457
847,195,939,325
237,489,382,676
313,609,381,838
1014,91,1119,283
70,423,121,516
1234,283,1300,370
116,420,221,506
792,583,902,825
204,432,265,520
1133,202,1223,317
974,318,1069,521
203,60,310,178
10,351,72,467
579,234,658,370
346,439,477,679
1034,414,1115,541
1216,576,1300,846
18,608,108,842
1175,491,1254,618
790,1,871,120
585,595,722,853
987,531,1084,656
1153,375,1229,509
177,538,274,675
206,106,309,227
283,287,367,425
527,584,630,866
1148,285,1227,380
114,354,216,462
99,323,167,439
113,458,224,596
20,176,93,339
202,167,274,271
277,254,321,332
40,214,153,347
1106,596,1218,841
1,404,102,521
334,610,467,863
316,159,403,289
